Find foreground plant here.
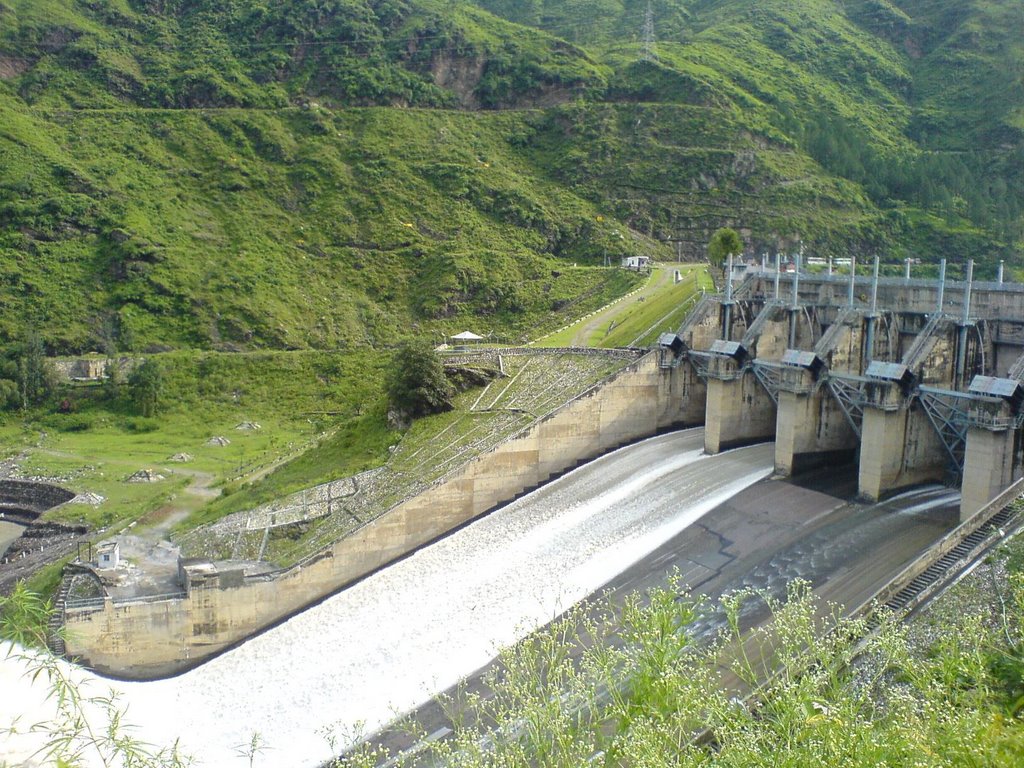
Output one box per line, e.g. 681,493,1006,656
334,574,1024,767
0,584,190,768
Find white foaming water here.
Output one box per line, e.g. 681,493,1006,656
1,433,772,768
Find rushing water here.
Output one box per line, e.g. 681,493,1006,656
1,430,774,767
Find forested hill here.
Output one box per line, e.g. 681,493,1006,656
0,0,1020,352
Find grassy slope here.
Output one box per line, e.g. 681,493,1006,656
0,0,1020,559
0,0,1020,355
537,264,713,347
175,350,635,565
0,0,634,351
0,349,392,529
600,265,714,347
0,97,659,350
0,0,608,110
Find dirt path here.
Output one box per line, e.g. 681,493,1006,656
568,267,674,346
136,440,311,540
137,468,218,539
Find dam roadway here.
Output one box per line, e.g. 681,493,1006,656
1,428,957,768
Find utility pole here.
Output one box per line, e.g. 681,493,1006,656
642,1,656,63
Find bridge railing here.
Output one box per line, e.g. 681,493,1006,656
441,346,642,362
65,588,190,614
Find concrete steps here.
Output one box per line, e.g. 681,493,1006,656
47,575,72,658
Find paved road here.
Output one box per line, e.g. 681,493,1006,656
360,454,959,765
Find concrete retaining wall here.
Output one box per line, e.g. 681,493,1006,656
64,352,698,678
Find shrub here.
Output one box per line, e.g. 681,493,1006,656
122,416,159,433
384,339,455,420
40,413,93,432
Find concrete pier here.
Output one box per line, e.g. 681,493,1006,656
858,387,948,500
775,308,880,475
962,424,1018,517
704,359,777,452
774,378,857,475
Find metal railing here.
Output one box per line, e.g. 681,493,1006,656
864,477,1024,615
65,588,189,613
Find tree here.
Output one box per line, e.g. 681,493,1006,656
128,358,163,417
0,330,59,410
385,339,454,420
707,227,743,267
103,356,122,402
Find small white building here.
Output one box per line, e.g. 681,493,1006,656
96,541,120,570
621,255,651,271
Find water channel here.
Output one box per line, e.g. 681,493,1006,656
0,519,24,559
2,429,775,767
0,428,966,768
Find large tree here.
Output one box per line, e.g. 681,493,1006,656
707,227,743,267
385,340,455,420
128,358,163,417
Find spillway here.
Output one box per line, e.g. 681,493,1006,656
1,428,774,767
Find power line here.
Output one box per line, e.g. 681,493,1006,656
641,1,657,63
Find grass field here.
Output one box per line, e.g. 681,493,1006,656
600,267,715,347
0,349,389,534
535,264,712,348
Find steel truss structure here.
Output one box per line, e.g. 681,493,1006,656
750,361,784,405
825,374,869,438
916,386,974,475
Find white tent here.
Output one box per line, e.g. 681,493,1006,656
450,331,483,341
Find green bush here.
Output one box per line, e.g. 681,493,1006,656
40,412,93,432
122,416,159,433
384,339,455,420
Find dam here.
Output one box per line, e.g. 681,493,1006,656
46,258,1024,678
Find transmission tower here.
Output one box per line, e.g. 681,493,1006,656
641,1,657,62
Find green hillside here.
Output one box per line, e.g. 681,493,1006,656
478,0,1023,263
0,0,1020,355
0,98,650,350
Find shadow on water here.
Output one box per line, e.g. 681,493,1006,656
786,459,860,500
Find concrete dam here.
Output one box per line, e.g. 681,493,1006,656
57,259,1024,678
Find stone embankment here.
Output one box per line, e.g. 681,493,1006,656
0,479,77,520
0,480,82,594
178,349,642,565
